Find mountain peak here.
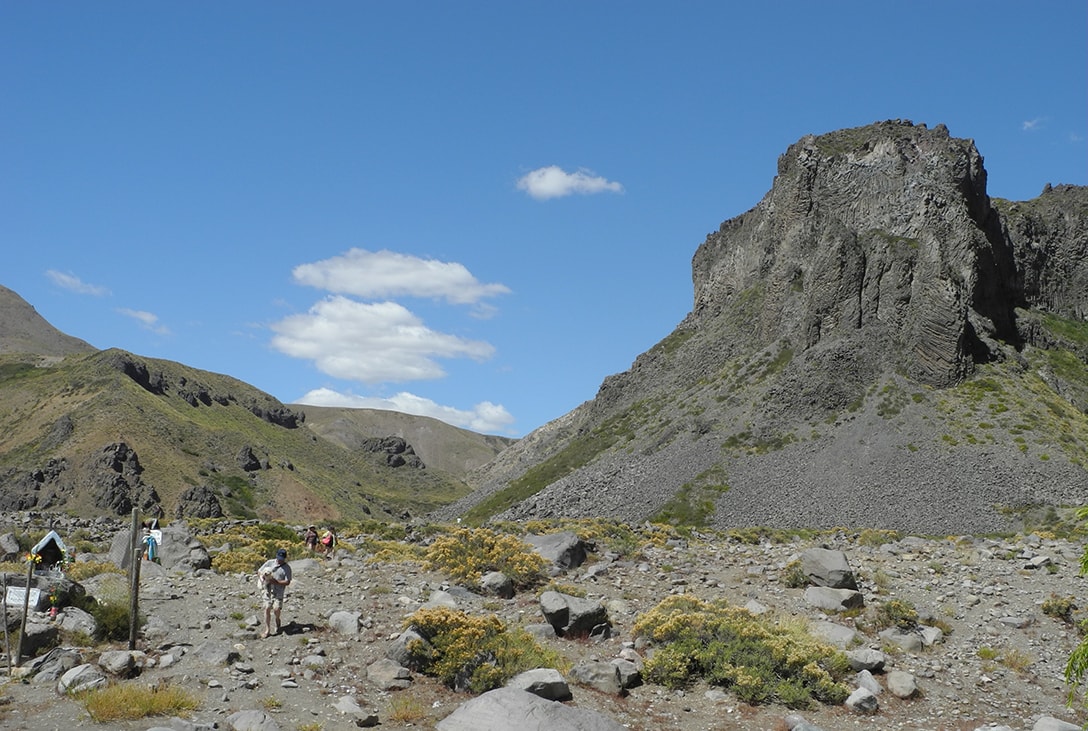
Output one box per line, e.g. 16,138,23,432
0,285,96,358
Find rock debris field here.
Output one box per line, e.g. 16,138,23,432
0,515,1086,731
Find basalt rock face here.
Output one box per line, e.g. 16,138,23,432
446,121,1088,534
1001,184,1088,322
690,121,1019,390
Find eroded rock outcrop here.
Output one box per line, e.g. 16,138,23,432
449,121,1088,535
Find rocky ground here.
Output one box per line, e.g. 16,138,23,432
0,517,1086,731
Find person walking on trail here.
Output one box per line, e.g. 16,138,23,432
303,526,318,554
258,547,292,638
320,527,336,557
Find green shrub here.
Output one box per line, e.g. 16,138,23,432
782,561,808,588
632,595,850,706
875,599,918,630
253,522,300,542
855,529,901,546
1043,594,1076,624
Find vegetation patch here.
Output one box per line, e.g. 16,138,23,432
874,599,919,630
385,694,432,724
868,229,920,250
1041,312,1088,348
79,682,198,722
1042,594,1076,624
633,595,850,707
204,522,296,574
424,527,546,588
876,381,909,418
205,473,258,518
650,329,696,357
721,429,796,455
937,357,1088,468
505,518,677,559
652,465,730,528
404,607,565,693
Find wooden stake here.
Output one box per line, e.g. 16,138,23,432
2,574,11,676
15,556,32,666
128,508,141,650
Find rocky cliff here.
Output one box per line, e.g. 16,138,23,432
445,121,1088,534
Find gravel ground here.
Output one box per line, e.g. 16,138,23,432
1,525,1086,731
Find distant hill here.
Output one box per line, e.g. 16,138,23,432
438,121,1088,535
0,285,95,358
298,404,515,478
0,288,512,522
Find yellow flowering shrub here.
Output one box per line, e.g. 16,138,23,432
205,526,292,574
424,528,546,588
633,595,850,707
405,606,564,692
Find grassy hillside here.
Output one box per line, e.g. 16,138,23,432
298,404,515,479
0,349,472,521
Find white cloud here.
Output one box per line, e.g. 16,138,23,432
45,270,109,296
516,165,625,200
292,249,510,305
117,308,170,335
1022,117,1047,131
270,296,494,383
295,387,515,434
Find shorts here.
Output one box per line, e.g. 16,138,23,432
262,590,285,610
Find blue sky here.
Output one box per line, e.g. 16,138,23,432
3,2,1085,437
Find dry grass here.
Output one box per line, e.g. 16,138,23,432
386,694,431,723
80,682,198,722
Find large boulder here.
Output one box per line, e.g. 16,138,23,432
803,586,864,611
18,621,59,658
19,646,83,683
436,687,626,731
570,660,623,695
57,663,107,695
386,628,430,671
524,532,587,571
506,668,571,701
539,591,610,637
800,547,858,590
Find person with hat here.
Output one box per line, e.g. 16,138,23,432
257,547,292,638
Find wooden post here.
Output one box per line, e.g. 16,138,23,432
128,508,141,650
2,574,10,676
15,556,32,666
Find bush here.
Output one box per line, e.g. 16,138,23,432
206,526,293,574
66,560,123,582
876,599,918,630
782,561,808,588
405,607,564,692
91,598,141,642
632,595,850,706
253,522,300,542
424,528,546,588
1043,594,1076,624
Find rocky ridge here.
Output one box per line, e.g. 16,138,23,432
0,513,1085,731
444,121,1088,535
